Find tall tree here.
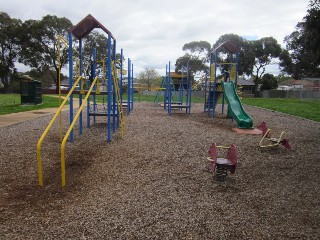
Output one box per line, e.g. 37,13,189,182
19,15,73,93
260,73,278,91
175,41,211,76
280,0,320,78
212,34,255,76
304,0,320,63
251,37,282,90
0,12,21,93
136,68,161,90
82,31,108,81
212,34,282,89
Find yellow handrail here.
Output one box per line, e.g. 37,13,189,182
57,35,79,54
60,76,99,187
36,76,83,186
207,145,232,161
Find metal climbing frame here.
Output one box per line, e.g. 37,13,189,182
36,14,131,187
165,61,192,115
204,41,239,118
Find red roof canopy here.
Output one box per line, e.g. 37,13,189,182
69,14,115,40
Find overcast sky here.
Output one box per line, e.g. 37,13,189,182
2,0,309,77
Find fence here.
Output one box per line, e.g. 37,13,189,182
262,90,320,99
140,89,320,99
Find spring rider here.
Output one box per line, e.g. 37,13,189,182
257,122,291,149
207,143,238,181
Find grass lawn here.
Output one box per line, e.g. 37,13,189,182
1,93,319,122
241,98,320,122
0,94,64,115
123,93,320,122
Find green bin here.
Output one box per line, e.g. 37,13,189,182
20,79,42,105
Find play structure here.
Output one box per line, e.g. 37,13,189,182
163,61,192,114
122,56,134,114
257,122,291,149
36,14,132,187
153,76,168,104
207,143,238,182
204,41,253,129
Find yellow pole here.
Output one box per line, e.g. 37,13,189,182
210,63,215,81
60,76,99,187
58,37,62,141
36,76,83,186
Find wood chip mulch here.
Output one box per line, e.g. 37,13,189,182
0,102,319,239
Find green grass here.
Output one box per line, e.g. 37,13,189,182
126,93,320,122
1,93,319,122
0,94,64,115
121,93,320,122
241,98,320,122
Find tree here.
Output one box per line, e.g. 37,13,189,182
175,41,211,76
212,34,255,76
280,0,320,78
304,0,320,63
19,15,73,93
82,31,108,80
251,37,282,90
136,68,161,90
0,12,21,93
212,34,281,92
260,73,278,91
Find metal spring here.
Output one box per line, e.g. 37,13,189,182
215,165,228,182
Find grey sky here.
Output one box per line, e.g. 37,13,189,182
2,0,309,76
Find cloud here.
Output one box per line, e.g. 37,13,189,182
2,0,309,76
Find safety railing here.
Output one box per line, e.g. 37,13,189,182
36,76,83,186
60,76,99,187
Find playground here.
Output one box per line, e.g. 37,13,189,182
0,12,319,239
0,102,319,239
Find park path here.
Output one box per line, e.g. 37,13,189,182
0,97,80,128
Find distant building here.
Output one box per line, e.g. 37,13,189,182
278,78,319,91
237,78,255,94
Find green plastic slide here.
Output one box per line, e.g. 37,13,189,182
221,81,253,129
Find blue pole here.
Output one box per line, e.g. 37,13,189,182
107,34,112,142
112,40,116,132
207,53,213,116
120,49,123,104
187,61,191,114
68,32,73,142
127,58,131,114
131,62,134,110
92,48,97,123
87,58,91,128
204,73,207,113
168,61,171,115
164,64,167,110
180,65,184,106
79,38,83,135
213,51,218,118
235,52,239,86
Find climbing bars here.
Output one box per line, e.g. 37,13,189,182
36,76,83,186
61,76,99,187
